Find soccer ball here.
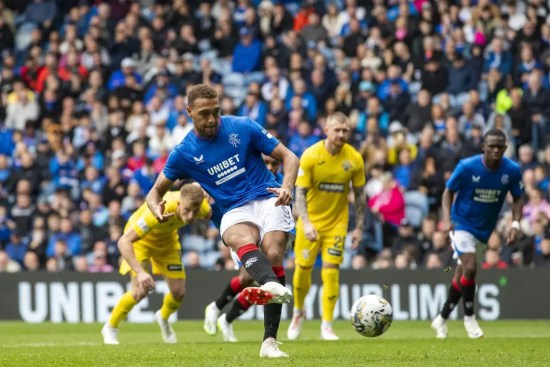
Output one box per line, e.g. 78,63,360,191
350,295,393,337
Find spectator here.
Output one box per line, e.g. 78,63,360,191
481,248,509,269
88,249,114,273
288,120,320,158
427,230,453,267
534,233,550,267
523,71,550,152
46,216,81,258
232,27,262,73
4,232,28,267
402,89,432,135
0,250,21,273
238,91,267,126
23,251,40,271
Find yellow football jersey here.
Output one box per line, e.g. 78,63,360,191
296,141,366,234
124,191,211,250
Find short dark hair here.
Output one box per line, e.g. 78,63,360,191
188,84,218,106
483,128,506,141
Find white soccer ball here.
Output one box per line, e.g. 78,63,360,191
350,294,393,337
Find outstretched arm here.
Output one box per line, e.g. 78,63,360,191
146,172,176,222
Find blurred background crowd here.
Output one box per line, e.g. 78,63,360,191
1,0,550,274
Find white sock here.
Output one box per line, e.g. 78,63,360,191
321,320,332,329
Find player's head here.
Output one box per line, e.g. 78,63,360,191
262,154,281,175
482,129,507,164
325,112,351,147
178,183,204,222
186,84,220,139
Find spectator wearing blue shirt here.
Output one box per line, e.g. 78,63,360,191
4,232,28,267
377,65,409,102
238,92,268,126
143,69,178,105
46,217,81,258
483,37,512,77
285,78,317,121
132,160,157,194
232,27,262,73
393,148,416,190
288,121,321,158
107,57,143,91
446,54,476,99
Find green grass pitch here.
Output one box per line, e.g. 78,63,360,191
1,320,549,366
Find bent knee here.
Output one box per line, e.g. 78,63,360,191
132,290,148,301
171,288,186,301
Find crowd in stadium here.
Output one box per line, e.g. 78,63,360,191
1,0,550,273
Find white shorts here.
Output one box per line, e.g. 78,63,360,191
450,230,485,260
220,197,295,244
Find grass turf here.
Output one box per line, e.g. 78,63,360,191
0,320,549,366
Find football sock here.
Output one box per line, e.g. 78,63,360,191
460,275,476,316
215,276,244,310
237,244,278,285
263,268,285,341
440,279,462,319
226,293,252,323
109,291,138,327
321,268,339,323
160,292,182,320
292,264,313,310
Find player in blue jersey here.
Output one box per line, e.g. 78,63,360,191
431,129,523,339
203,155,286,343
145,84,299,358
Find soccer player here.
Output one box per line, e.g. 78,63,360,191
203,155,284,343
146,84,299,358
288,112,366,341
431,129,522,338
101,184,211,345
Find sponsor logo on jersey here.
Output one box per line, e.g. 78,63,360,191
501,174,509,185
137,217,149,233
261,129,274,139
319,182,345,193
342,160,352,172
327,248,343,256
206,154,246,185
193,155,204,164
167,264,183,271
472,175,480,183
473,188,501,203
229,133,240,147
318,160,325,165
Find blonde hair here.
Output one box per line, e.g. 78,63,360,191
180,183,205,206
327,111,350,126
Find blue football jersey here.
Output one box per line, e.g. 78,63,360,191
446,155,523,242
163,116,281,214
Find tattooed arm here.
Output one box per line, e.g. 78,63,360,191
351,186,366,249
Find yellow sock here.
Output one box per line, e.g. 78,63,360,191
321,268,339,322
109,291,138,328
160,292,182,320
292,264,313,310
